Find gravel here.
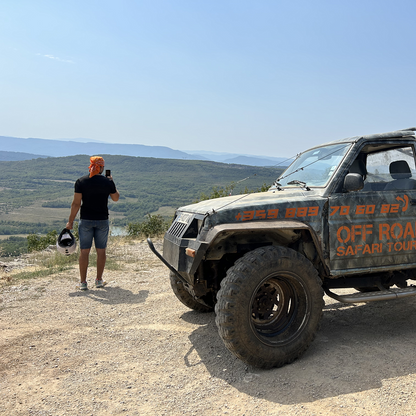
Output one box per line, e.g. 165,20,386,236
2,238,416,415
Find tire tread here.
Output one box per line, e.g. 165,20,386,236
215,246,324,368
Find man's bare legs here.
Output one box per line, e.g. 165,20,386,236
79,248,91,283
79,248,106,283
96,248,106,281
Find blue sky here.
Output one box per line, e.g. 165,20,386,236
1,0,415,157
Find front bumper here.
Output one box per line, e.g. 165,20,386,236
146,238,189,285
159,212,209,284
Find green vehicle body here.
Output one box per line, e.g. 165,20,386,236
149,128,416,368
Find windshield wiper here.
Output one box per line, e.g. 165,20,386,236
287,180,310,191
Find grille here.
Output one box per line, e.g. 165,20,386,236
168,221,189,238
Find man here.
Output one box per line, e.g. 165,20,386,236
66,156,120,290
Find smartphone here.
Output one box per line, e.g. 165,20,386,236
105,169,111,177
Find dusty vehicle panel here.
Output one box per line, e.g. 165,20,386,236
149,128,416,368
328,191,416,273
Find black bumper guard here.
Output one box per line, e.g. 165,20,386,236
147,238,189,286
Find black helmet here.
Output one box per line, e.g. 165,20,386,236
56,228,77,255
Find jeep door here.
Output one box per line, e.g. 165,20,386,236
328,143,416,275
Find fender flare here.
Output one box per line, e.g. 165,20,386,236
199,220,328,274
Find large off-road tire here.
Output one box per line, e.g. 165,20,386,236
215,246,324,369
169,272,213,313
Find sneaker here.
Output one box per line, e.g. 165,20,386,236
79,282,88,290
95,279,106,288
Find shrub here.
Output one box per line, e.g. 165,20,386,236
242,182,271,194
0,236,28,257
195,182,271,202
196,183,235,202
27,230,58,252
127,214,169,238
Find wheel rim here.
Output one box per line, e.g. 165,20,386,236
250,272,309,346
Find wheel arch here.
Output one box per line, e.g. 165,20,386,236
201,220,329,276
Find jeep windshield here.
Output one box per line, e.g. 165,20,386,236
277,143,351,188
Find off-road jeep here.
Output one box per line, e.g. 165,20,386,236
148,127,416,368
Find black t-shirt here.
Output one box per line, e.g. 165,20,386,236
74,174,117,220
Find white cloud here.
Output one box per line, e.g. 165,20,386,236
37,53,74,64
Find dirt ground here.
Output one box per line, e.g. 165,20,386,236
2,238,416,416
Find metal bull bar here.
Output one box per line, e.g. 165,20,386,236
146,238,189,286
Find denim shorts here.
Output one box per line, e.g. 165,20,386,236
79,219,110,250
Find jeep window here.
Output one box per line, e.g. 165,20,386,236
278,143,350,187
365,146,416,190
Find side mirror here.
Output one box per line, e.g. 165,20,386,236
344,173,364,192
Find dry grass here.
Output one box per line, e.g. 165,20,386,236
0,236,137,285
0,201,126,225
0,201,68,224
0,234,27,240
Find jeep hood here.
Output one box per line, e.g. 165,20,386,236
177,189,327,225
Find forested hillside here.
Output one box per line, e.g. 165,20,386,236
0,151,48,161
0,154,284,234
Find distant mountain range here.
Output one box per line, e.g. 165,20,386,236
0,151,48,161
0,136,290,167
184,150,288,166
